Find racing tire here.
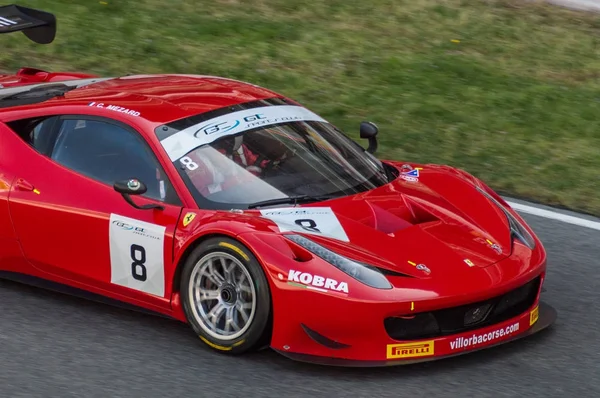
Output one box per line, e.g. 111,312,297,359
180,236,271,355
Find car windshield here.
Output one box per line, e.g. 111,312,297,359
157,102,390,209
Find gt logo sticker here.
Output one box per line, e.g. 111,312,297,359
400,168,420,182
109,214,166,297
160,105,327,161
260,207,349,242
387,341,434,359
530,305,539,326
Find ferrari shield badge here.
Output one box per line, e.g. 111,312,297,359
182,212,196,227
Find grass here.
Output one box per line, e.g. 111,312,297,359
2,0,600,215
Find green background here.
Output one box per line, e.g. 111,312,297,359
2,0,600,214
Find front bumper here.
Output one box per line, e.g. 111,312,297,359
274,300,556,367
238,223,553,367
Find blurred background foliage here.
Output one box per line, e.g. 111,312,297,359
2,0,600,214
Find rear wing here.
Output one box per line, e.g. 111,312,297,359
0,4,56,44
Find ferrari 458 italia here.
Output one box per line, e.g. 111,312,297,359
0,4,556,366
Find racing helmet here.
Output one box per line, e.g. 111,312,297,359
218,134,244,157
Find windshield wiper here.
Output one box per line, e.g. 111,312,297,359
247,195,336,209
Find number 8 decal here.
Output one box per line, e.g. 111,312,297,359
295,218,321,233
130,244,147,281
180,156,199,171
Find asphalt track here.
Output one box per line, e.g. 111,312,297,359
0,198,599,398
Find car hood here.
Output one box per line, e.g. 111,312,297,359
257,163,512,279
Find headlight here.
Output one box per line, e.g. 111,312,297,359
477,187,536,250
285,234,393,289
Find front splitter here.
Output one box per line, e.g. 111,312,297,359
273,301,557,367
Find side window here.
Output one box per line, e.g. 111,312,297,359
49,118,179,204
31,121,44,143
7,116,59,155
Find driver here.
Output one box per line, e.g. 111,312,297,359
218,135,265,176
182,134,266,196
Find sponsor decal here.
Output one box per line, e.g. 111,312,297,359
408,260,431,275
450,322,520,350
260,207,349,242
283,269,349,294
530,305,539,326
464,259,475,267
182,212,196,227
190,107,324,138
193,112,305,138
387,340,435,359
0,16,17,27
218,241,250,262
88,101,140,117
160,105,327,161
108,214,166,297
400,168,420,182
199,335,245,351
111,219,161,241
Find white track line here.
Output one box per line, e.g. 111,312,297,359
545,0,600,12
506,201,600,231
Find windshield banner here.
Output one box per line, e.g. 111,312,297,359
160,105,327,161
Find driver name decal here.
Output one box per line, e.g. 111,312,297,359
160,105,327,161
88,101,140,117
259,207,349,242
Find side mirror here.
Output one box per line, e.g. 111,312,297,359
114,179,164,211
359,121,378,154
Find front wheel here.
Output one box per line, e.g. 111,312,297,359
180,236,271,354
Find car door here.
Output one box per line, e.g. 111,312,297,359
0,159,23,272
7,115,184,307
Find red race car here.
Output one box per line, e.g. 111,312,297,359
0,5,556,366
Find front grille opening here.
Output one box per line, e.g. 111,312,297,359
384,276,541,341
464,303,492,326
384,313,440,341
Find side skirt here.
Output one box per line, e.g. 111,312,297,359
0,271,174,320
